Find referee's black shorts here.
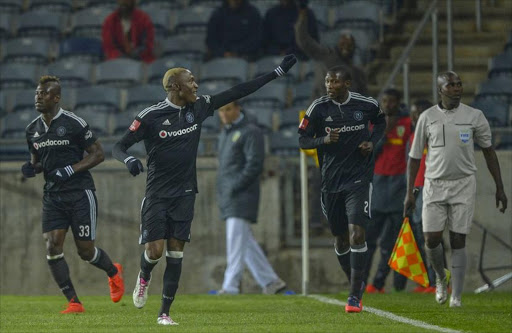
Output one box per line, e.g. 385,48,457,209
139,194,196,244
321,182,372,236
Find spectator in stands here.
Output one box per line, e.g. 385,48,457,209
364,88,410,293
102,0,155,63
404,71,507,307
206,0,263,61
295,8,367,100
216,100,286,295
263,0,319,60
408,99,437,293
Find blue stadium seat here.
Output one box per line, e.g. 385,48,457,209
0,13,13,39
241,82,288,110
48,59,93,88
174,6,214,34
243,106,274,132
147,57,195,85
471,99,510,127
73,110,111,137
139,0,182,9
201,58,249,85
12,89,36,113
1,110,35,139
278,108,302,129
0,90,7,115
17,10,63,39
0,0,23,14
2,37,51,65
198,81,231,96
253,56,299,83
71,7,111,38
292,81,313,108
488,52,512,79
139,5,171,39
0,64,40,90
311,4,330,31
494,131,512,150
95,59,143,88
160,33,207,62
126,84,166,115
301,60,315,81
59,88,76,111
476,77,512,105
59,37,103,63
333,1,380,39
74,86,121,114
79,0,116,9
270,129,299,156
28,0,73,13
201,114,221,133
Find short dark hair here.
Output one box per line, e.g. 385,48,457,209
327,65,352,81
413,99,432,112
382,88,401,100
39,75,60,85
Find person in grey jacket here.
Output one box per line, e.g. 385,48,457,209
216,101,286,295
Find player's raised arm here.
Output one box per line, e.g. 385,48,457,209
209,54,297,110
112,120,145,177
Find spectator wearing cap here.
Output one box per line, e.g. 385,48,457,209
102,0,155,63
295,7,367,100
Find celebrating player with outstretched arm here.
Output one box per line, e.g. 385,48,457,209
112,54,297,326
22,76,124,314
298,65,385,313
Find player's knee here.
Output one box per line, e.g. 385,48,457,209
334,236,350,253
77,247,95,261
145,247,164,260
45,239,63,255
449,232,466,249
424,235,441,249
349,231,365,245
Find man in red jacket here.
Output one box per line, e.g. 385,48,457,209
102,0,155,63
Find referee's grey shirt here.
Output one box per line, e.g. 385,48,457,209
409,103,492,180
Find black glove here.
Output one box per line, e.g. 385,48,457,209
295,0,308,9
47,165,74,183
125,156,144,176
275,54,298,76
21,161,36,178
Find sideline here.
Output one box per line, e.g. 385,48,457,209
308,294,462,333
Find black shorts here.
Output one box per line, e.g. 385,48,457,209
139,194,195,244
321,183,372,236
42,190,98,241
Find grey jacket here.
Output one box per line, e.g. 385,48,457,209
216,115,264,223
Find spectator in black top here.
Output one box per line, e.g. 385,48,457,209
22,76,125,314
206,0,263,61
263,0,319,60
112,54,297,326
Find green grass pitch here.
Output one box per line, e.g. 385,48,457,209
1,292,510,332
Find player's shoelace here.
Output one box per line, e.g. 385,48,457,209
138,278,148,297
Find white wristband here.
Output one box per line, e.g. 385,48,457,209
124,156,136,164
64,165,74,177
274,66,285,76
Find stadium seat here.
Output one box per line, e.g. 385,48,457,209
471,99,510,127
0,13,13,39
278,108,302,129
494,131,512,150
160,33,207,62
243,106,274,132
476,77,512,105
147,57,195,85
112,112,134,136
0,110,35,139
139,0,182,9
73,110,111,137
301,60,315,81
198,81,231,96
0,0,23,14
126,84,166,115
59,37,103,63
201,114,221,133
241,82,288,110
253,56,299,83
28,0,73,13
488,52,512,79
11,89,37,113
79,0,116,9
0,64,40,90
333,1,380,39
201,58,249,85
17,10,63,39
0,90,7,115
2,37,51,65
138,5,171,39
174,6,214,34
95,59,143,88
48,59,93,88
292,81,313,108
71,7,111,38
269,129,299,156
74,86,121,114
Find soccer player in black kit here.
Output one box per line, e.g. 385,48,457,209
298,66,385,313
112,54,297,325
22,76,125,313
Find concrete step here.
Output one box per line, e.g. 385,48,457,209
389,44,503,61
387,31,509,48
403,19,512,35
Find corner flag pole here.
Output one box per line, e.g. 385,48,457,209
299,111,309,296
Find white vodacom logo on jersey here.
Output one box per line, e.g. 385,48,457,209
33,139,70,150
325,124,365,134
159,124,198,138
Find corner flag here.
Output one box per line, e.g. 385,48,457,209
388,217,429,287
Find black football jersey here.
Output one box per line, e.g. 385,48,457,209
298,92,385,192
25,108,98,192
126,96,214,198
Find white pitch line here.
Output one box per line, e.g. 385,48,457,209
308,294,462,333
